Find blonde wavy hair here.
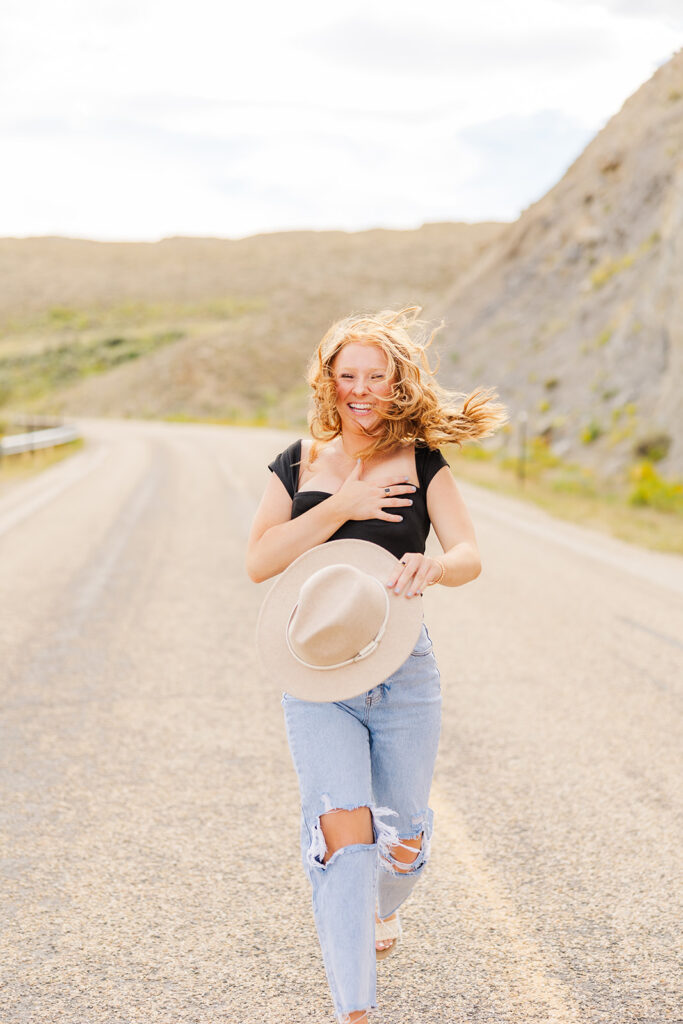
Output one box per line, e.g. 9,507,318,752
307,305,507,461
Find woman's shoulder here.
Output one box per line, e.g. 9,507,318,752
268,438,301,465
414,441,450,489
267,439,304,498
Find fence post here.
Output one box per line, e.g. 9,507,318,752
517,410,528,485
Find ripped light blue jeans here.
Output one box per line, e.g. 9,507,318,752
281,623,442,1023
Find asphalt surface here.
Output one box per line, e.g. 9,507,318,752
1,418,681,1024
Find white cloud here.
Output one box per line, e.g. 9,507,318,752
564,0,683,32
297,16,610,75
0,0,680,239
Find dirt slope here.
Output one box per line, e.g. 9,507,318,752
436,48,683,477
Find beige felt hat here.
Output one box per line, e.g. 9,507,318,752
257,539,424,702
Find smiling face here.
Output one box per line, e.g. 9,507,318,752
332,342,393,437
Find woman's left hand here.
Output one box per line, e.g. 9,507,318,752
387,552,443,598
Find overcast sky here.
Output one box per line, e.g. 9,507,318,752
1,0,681,241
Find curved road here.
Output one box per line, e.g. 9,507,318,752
1,418,681,1024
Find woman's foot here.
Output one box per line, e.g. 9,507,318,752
375,910,398,954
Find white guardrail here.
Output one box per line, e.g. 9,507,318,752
0,424,81,457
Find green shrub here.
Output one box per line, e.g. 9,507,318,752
633,433,672,462
499,436,560,476
591,253,635,289
529,436,561,468
0,330,185,406
581,420,603,443
628,461,683,512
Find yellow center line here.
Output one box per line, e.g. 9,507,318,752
430,782,583,1023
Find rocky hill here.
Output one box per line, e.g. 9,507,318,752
436,48,683,478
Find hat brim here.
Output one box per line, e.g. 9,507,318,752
257,539,424,702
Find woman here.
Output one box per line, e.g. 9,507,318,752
247,306,506,1023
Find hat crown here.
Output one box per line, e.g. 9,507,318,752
257,538,424,702
288,564,387,668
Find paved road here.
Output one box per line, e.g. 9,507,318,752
1,418,681,1024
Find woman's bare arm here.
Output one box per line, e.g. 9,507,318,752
246,473,351,582
426,466,481,585
387,466,481,595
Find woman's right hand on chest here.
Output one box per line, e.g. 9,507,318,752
334,459,416,523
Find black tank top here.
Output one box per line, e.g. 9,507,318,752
268,439,449,560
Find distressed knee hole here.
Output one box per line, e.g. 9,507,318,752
383,833,423,873
375,806,435,875
310,806,373,867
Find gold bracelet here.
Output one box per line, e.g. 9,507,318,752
429,559,445,586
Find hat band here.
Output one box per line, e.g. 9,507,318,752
285,579,391,671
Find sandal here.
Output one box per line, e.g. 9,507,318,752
375,911,402,960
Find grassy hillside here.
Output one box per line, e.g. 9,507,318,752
0,223,505,426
